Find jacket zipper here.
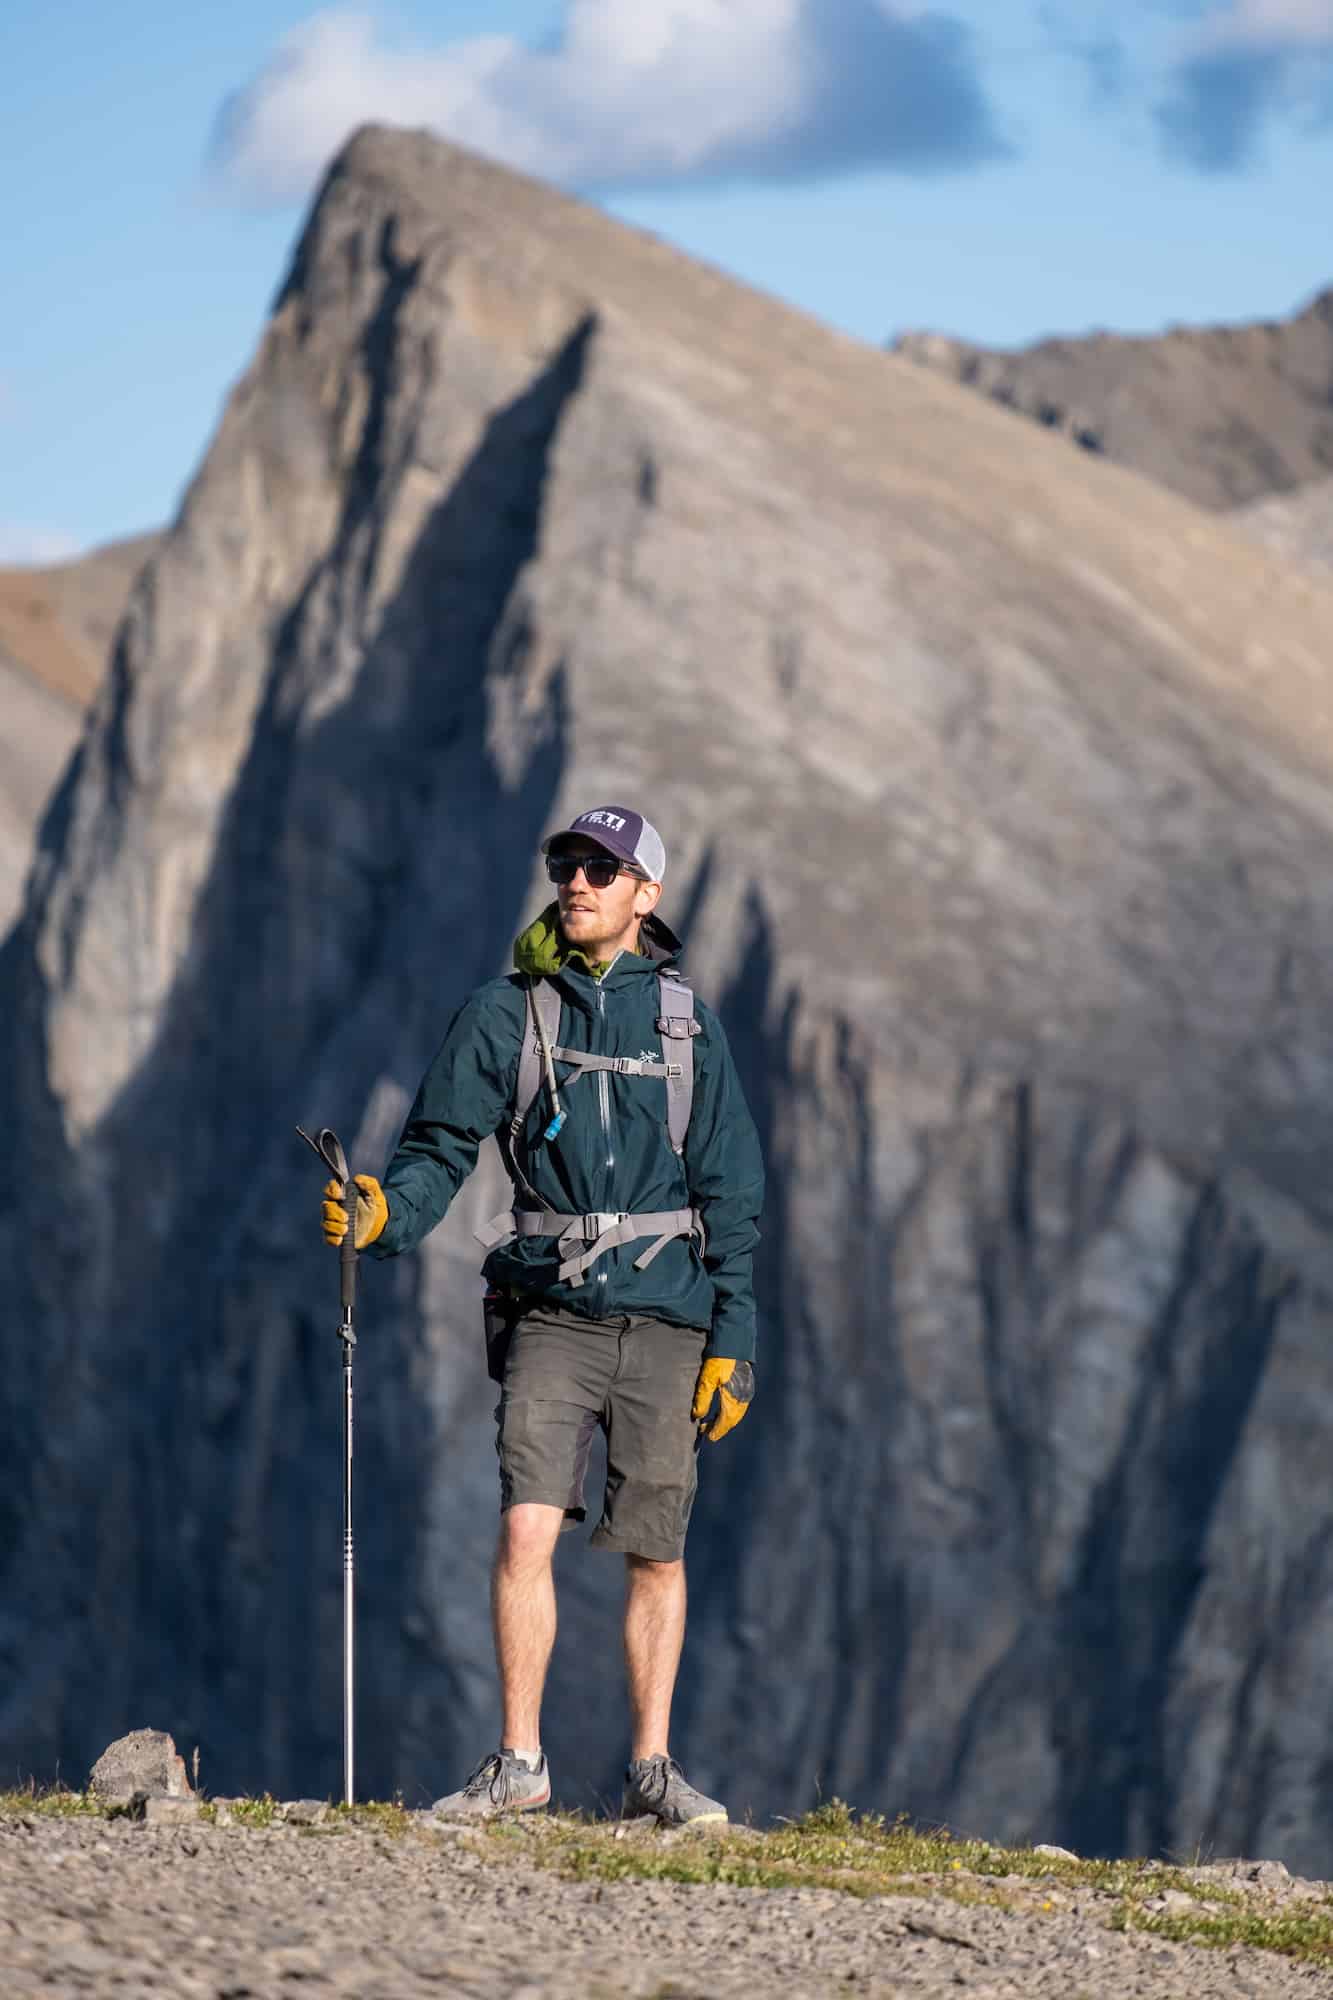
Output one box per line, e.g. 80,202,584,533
595,957,621,1294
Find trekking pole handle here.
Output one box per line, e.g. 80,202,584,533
339,1175,358,1315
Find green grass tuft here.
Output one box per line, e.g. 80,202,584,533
1115,1898,1333,1962
0,1785,107,1819
330,1799,413,1838
224,1794,280,1828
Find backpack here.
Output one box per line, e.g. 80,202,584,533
475,968,704,1287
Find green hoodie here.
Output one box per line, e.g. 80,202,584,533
512,902,628,981
368,908,764,1360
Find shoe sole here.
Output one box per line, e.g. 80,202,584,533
433,1785,551,1820
621,1806,729,1827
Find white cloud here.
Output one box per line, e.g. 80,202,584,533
209,0,1007,205
0,525,83,567
1156,0,1333,168
1195,0,1333,46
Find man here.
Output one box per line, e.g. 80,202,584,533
321,805,764,1826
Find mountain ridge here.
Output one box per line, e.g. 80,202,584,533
895,286,1333,511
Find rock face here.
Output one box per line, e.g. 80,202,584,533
6,127,1333,1871
0,535,158,934
895,289,1333,510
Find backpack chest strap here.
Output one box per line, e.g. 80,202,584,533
546,1044,684,1082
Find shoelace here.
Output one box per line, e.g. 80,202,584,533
462,1753,514,1806
634,1755,685,1806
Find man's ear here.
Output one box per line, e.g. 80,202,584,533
634,879,663,917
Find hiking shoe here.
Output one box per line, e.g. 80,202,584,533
431,1749,551,1820
622,1755,728,1827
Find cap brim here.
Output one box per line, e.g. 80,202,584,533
542,828,646,869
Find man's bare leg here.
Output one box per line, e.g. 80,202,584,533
624,1554,687,1761
493,1502,564,1748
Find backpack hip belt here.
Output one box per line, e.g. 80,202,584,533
477,1205,704,1284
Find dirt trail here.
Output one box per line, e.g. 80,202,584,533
3,1812,1331,1998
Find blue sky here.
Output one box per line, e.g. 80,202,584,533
3,0,1331,561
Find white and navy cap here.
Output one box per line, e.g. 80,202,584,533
542,805,667,883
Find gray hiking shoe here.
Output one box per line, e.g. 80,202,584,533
431,1748,551,1820
622,1755,728,1828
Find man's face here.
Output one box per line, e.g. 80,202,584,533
553,837,658,954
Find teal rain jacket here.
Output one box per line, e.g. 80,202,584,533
367,911,765,1361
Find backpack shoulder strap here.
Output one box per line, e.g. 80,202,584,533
497,977,562,1207
514,976,560,1129
655,970,701,1156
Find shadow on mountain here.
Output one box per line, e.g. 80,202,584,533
0,311,594,1798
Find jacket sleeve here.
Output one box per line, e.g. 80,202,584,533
366,984,521,1259
683,1004,765,1362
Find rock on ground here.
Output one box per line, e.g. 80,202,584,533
88,1729,194,1802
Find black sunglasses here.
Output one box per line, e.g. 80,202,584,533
546,852,632,888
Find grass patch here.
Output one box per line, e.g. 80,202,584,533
0,1790,417,1835
487,1799,1232,1909
330,1799,413,1838
0,1785,107,1820
220,1794,280,1828
1115,1899,1333,1964
479,1799,1333,1965
197,1796,413,1836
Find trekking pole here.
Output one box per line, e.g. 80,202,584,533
296,1125,359,1806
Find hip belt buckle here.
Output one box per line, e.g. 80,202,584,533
583,1211,628,1243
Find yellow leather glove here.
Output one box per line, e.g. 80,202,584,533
321,1175,388,1250
691,1358,754,1442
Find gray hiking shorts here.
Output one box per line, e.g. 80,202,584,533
495,1303,709,1563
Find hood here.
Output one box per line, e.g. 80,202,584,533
513,904,682,979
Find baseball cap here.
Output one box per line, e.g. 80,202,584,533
542,805,667,883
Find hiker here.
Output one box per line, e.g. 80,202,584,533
321,806,764,1826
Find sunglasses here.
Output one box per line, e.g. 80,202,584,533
546,853,635,888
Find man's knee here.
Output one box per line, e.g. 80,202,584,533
498,1501,564,1568
625,1551,685,1584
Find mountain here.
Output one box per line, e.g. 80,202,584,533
895,289,1333,511
0,535,157,932
6,126,1333,1872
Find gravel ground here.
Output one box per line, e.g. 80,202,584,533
3,1811,1332,1999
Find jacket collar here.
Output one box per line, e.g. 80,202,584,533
512,905,682,1001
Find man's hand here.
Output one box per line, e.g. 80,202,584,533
692,1358,754,1442
322,1175,389,1250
